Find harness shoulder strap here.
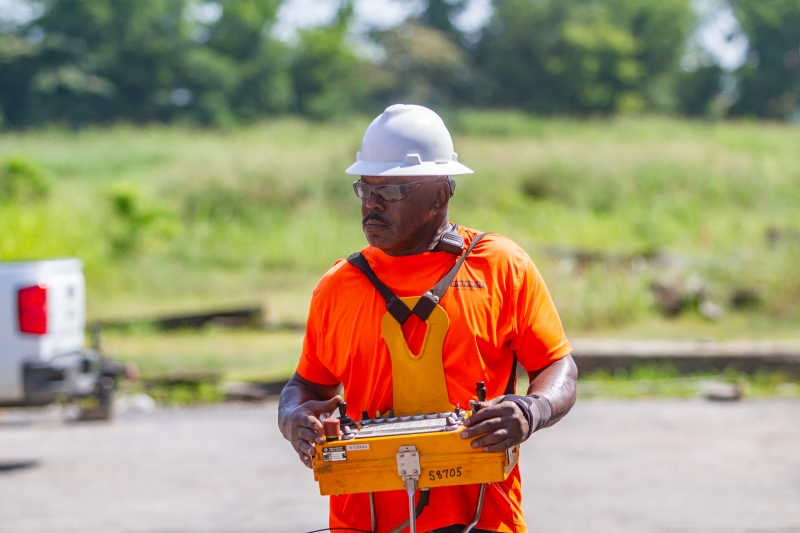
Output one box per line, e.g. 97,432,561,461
345,231,491,325
346,252,412,325
410,232,490,320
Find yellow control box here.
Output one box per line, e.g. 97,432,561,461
313,419,518,496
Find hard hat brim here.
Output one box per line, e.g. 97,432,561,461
345,160,474,177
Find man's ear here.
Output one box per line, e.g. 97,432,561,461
431,182,451,213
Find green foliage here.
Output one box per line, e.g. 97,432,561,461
418,0,467,39
372,22,475,107
675,66,726,117
0,0,292,127
474,0,695,113
145,380,224,404
578,363,800,399
108,184,180,256
0,157,50,202
730,0,800,118
0,0,799,121
2,116,800,335
289,3,377,119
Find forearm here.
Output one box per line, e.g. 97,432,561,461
525,354,578,429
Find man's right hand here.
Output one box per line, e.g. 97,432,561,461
282,395,343,469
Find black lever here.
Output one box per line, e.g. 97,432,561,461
474,382,487,413
337,401,357,428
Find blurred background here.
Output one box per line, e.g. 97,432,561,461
0,0,799,531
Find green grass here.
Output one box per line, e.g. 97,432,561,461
575,363,800,399
104,329,304,382
107,327,800,401
3,113,800,383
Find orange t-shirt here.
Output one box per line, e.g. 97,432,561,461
297,227,572,533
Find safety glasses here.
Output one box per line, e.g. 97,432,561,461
352,178,453,202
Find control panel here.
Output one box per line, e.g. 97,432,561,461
312,384,519,497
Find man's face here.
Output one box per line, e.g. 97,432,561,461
359,175,449,255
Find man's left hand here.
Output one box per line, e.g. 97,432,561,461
460,396,536,452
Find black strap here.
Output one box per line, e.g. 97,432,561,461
346,252,412,324
346,232,490,325
504,352,518,395
410,232,489,320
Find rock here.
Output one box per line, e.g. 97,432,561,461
699,300,724,321
224,382,269,402
730,287,763,310
114,393,157,415
701,381,741,402
650,282,684,316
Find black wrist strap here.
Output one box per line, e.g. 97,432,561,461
502,395,535,441
529,394,552,432
503,393,552,441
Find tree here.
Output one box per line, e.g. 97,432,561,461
419,0,468,39
473,0,695,113
0,0,291,127
289,2,380,119
371,22,474,107
180,0,292,123
729,0,800,119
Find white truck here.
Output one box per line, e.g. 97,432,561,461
0,258,122,414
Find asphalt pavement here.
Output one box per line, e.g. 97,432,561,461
1,398,798,533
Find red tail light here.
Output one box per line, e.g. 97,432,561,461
18,283,48,335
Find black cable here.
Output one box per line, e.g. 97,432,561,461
306,527,372,533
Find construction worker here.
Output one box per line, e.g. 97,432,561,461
278,104,578,533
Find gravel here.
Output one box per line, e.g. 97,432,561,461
1,398,799,533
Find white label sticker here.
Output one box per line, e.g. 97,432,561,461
346,444,370,451
323,446,347,462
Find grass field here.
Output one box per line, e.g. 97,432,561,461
3,112,800,380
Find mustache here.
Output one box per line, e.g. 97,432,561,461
362,212,391,226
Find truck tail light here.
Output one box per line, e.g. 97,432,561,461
18,283,48,335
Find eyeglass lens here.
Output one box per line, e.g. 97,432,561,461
353,182,407,202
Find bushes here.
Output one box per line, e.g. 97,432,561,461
0,157,50,203
2,116,800,331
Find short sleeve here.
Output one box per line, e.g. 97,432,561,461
512,256,572,372
295,298,340,386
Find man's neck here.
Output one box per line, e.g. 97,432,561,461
382,219,452,257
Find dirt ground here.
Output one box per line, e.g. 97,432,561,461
1,398,798,533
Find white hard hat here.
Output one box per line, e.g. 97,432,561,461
345,104,473,177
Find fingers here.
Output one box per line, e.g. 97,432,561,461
293,433,317,470
460,399,527,452
297,449,313,469
469,426,513,449
480,438,516,453
305,395,344,417
287,396,343,470
297,424,324,445
294,432,319,469
461,416,508,439
462,400,518,430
